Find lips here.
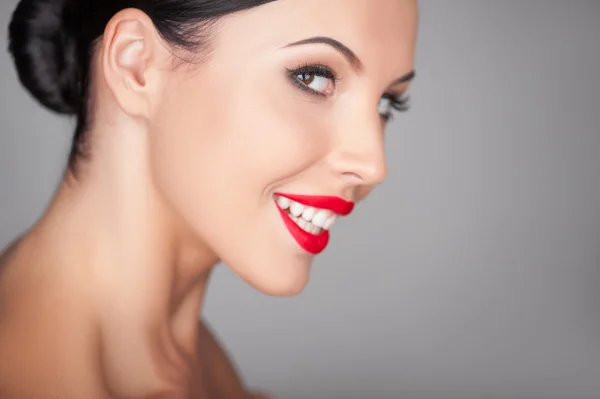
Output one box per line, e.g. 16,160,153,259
274,193,355,216
276,206,330,254
274,192,354,254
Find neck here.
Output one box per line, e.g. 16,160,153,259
10,121,218,397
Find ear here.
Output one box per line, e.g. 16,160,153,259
100,8,165,119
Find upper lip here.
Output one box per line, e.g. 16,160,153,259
274,192,355,216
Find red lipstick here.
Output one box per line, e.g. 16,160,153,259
274,193,355,254
274,193,355,216
276,206,329,254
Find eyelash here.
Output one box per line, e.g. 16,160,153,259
285,62,340,97
285,62,411,122
381,93,411,123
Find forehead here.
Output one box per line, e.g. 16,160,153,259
215,0,417,75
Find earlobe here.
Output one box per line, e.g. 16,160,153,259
101,9,161,118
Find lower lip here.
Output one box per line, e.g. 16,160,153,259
276,205,330,255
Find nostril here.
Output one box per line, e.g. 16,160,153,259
341,171,364,184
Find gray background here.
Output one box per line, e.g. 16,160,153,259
1,1,599,398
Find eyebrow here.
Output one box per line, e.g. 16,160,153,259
282,36,415,87
390,70,416,86
283,36,364,71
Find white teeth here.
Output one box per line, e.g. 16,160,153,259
311,210,330,228
297,218,308,230
323,215,337,230
275,195,341,233
289,202,304,217
301,206,316,221
276,196,291,210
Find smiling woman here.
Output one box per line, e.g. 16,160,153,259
0,0,418,397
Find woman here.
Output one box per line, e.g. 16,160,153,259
0,0,418,397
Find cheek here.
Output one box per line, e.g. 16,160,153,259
147,72,331,243
146,81,226,232
146,67,335,294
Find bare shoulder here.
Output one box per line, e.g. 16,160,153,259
0,237,21,269
196,318,247,398
0,237,23,290
197,319,273,399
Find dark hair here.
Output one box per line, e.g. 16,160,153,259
7,0,276,167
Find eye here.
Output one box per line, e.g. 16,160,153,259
297,72,331,93
379,93,411,123
286,64,339,97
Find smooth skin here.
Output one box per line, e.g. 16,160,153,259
0,0,418,398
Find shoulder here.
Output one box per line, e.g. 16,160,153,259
197,319,272,399
196,318,247,397
0,237,21,269
0,237,24,297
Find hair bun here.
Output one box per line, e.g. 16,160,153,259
8,0,81,115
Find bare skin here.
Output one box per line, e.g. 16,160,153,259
0,236,265,399
0,0,418,398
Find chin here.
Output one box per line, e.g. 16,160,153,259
259,275,310,297
230,257,314,297
256,278,310,297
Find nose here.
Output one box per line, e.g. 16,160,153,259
328,111,388,189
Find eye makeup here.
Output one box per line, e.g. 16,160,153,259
380,92,411,122
285,61,340,98
285,61,411,122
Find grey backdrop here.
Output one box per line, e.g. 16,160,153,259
1,1,599,399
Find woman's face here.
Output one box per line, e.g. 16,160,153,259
149,0,418,295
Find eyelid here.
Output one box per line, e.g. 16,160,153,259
383,92,411,110
285,62,340,97
380,92,412,124
286,63,412,123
